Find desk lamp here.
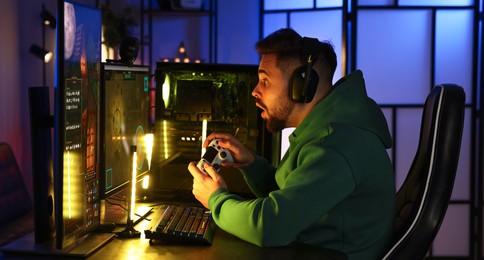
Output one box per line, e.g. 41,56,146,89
116,145,141,238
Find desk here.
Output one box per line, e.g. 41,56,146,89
1,203,347,260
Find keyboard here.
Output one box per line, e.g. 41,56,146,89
144,203,216,245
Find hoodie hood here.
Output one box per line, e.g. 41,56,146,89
292,70,392,149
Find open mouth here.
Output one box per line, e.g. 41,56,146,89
255,102,267,118
255,101,266,110
255,103,263,110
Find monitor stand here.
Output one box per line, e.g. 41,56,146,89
1,231,115,258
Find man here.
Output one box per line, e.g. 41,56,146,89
188,28,395,259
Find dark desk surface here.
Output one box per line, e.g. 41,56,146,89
1,202,347,260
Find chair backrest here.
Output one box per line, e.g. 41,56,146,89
0,142,32,225
382,84,466,260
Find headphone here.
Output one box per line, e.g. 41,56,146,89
288,37,321,103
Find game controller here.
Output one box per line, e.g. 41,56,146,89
197,139,233,174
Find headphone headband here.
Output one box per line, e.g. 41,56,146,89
301,37,321,65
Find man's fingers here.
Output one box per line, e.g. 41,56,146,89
203,163,221,181
188,161,204,178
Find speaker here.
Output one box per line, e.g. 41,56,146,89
288,37,321,103
28,87,55,243
119,37,140,65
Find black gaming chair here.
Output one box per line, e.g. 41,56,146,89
382,84,466,259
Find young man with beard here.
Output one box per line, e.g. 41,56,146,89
187,28,396,260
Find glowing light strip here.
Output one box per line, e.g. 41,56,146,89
162,75,170,108
201,119,207,157
163,120,169,159
144,133,154,170
130,148,137,221
66,151,72,219
142,175,149,190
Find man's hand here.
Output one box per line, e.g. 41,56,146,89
188,161,228,209
203,133,255,168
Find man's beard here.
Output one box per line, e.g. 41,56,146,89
262,97,294,133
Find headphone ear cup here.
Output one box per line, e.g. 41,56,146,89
289,66,319,103
304,69,319,102
289,66,306,102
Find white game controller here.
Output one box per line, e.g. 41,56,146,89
197,139,233,174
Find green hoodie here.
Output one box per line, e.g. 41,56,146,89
208,70,396,260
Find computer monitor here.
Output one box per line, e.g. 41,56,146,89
99,63,151,199
1,2,113,257
151,62,274,199
53,0,113,255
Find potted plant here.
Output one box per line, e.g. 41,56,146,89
101,4,137,58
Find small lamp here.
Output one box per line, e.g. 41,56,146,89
178,41,186,55
116,145,141,238
30,44,53,63
41,5,56,29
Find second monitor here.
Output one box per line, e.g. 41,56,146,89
99,63,151,199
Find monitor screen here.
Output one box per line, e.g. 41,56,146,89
99,63,151,199
54,0,102,250
151,62,274,199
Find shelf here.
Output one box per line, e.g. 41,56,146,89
143,10,211,16
140,0,216,67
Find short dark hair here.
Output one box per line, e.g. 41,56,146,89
255,28,337,84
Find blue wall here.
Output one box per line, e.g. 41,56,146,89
262,0,478,257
